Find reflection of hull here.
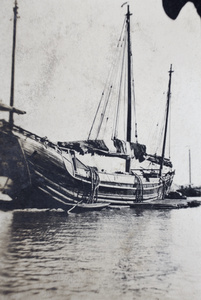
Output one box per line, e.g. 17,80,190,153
0,120,174,208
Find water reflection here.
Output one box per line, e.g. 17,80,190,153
0,206,201,299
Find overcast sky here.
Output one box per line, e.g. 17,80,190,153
0,0,201,186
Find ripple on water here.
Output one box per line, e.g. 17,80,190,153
0,205,201,299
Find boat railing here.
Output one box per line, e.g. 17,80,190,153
12,123,58,150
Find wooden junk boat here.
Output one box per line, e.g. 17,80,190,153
0,2,174,210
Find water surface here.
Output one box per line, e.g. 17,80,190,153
0,200,201,300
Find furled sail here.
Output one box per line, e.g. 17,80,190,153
146,154,173,168
113,138,146,162
58,138,146,161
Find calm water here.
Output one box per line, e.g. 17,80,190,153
0,199,201,300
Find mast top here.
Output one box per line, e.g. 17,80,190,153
14,0,18,10
126,5,132,17
13,0,18,21
169,64,174,74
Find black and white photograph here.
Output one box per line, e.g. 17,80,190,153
0,0,201,299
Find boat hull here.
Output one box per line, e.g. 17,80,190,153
0,121,174,208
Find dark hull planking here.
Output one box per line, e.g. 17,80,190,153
0,121,173,209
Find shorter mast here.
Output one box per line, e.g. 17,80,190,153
159,64,173,176
189,149,192,187
9,0,18,127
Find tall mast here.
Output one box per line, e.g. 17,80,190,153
159,64,173,176
189,149,192,187
125,5,132,173
9,0,18,127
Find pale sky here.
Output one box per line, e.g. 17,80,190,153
0,0,201,186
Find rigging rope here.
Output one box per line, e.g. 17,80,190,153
154,100,167,155
113,30,127,139
130,34,138,142
96,35,127,140
123,56,127,140
168,100,171,159
96,86,113,139
88,50,120,139
87,15,140,144
146,92,167,157
117,17,126,47
88,18,128,140
133,172,143,202
88,92,104,140
87,167,100,203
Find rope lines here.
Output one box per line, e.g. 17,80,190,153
87,16,138,143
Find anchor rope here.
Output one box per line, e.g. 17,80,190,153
133,172,143,202
87,167,100,203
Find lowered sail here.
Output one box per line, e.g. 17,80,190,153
58,138,146,161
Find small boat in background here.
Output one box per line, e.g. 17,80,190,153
165,191,187,200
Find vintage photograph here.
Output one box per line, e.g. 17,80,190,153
0,0,201,299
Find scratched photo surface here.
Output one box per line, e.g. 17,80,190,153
0,1,201,299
